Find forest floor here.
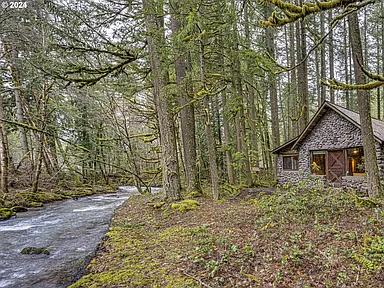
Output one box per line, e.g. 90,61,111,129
69,185,384,288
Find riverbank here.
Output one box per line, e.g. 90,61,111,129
0,190,134,288
0,184,119,220
69,186,384,287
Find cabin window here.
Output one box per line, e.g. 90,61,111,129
347,147,365,176
311,151,326,175
282,155,298,170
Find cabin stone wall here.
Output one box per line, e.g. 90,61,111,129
276,109,384,195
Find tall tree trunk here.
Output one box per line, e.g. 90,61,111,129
264,6,279,179
248,87,259,167
32,83,49,193
0,95,9,194
32,133,43,193
265,10,280,149
5,46,30,160
363,8,368,67
320,13,326,105
348,11,382,197
315,42,320,107
222,90,235,185
171,1,199,193
349,41,355,111
244,2,260,171
199,29,220,200
382,1,384,119
284,26,292,139
262,101,273,171
278,82,287,141
344,18,350,110
328,10,335,103
216,22,234,184
296,17,308,132
143,0,181,201
287,25,296,137
231,0,252,187
377,24,381,119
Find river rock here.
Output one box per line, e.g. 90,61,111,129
11,206,28,212
20,247,50,255
0,208,15,220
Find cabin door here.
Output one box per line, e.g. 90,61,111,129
327,150,344,185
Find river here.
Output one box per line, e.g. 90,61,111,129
0,186,143,288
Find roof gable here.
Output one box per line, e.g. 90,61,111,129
273,101,384,153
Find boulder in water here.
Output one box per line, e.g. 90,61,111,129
20,247,50,255
0,208,15,220
11,206,28,212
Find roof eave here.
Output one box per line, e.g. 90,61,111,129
272,136,298,154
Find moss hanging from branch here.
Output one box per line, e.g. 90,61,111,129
322,79,384,90
259,0,376,27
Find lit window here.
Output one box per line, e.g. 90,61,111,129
311,151,326,175
347,147,365,176
283,155,298,170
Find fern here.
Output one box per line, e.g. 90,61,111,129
352,253,380,271
351,235,384,271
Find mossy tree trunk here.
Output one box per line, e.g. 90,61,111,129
328,10,335,103
289,23,298,137
297,17,309,133
348,11,383,197
144,0,181,201
0,95,9,194
198,8,220,200
244,2,260,172
230,0,252,187
320,13,326,105
344,18,351,110
171,0,199,194
32,83,48,194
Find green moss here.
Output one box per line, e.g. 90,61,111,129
124,222,145,229
171,200,200,212
0,208,15,220
13,190,66,207
243,198,259,206
147,201,165,209
20,247,50,255
3,201,13,208
187,191,202,198
13,192,38,206
29,202,43,207
70,221,198,287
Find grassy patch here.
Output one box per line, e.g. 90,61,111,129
70,185,384,287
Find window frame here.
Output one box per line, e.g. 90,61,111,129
346,146,365,176
311,150,327,175
282,154,299,171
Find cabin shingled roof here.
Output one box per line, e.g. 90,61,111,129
273,100,384,154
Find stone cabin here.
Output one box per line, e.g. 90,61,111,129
273,101,384,194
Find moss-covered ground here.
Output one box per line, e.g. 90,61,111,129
0,184,118,220
69,184,384,287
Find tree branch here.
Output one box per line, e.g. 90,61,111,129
259,0,376,27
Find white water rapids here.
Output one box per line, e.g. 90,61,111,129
0,186,146,288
